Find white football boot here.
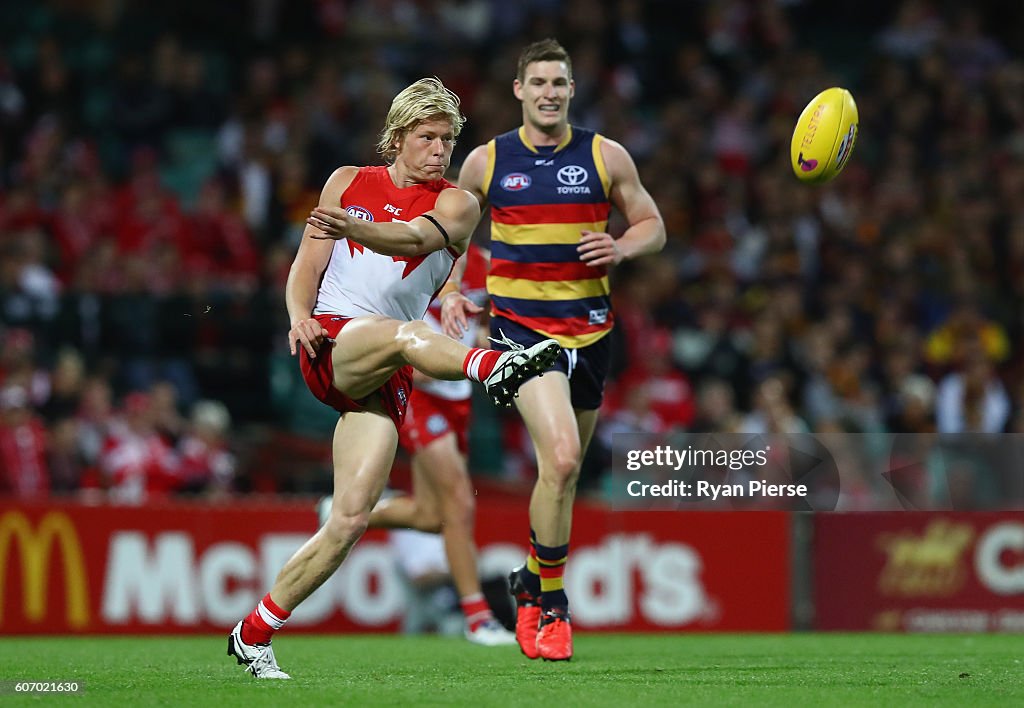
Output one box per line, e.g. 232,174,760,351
228,620,291,679
483,333,561,408
465,618,518,646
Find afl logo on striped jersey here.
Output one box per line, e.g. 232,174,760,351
346,206,374,221
500,173,532,191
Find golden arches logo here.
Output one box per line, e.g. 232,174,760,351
0,510,89,628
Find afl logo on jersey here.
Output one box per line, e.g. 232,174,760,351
500,173,532,191
346,206,374,221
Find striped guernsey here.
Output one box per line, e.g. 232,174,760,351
483,125,613,349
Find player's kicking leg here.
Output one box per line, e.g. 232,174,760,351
326,316,560,410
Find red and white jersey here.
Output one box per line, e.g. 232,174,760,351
314,166,460,322
99,420,180,504
417,244,489,401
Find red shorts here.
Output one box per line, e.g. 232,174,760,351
299,314,413,430
399,388,471,455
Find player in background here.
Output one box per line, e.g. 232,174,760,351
318,244,515,646
227,77,560,679
444,39,666,661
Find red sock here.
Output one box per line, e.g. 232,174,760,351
460,593,494,632
463,348,502,382
241,593,291,645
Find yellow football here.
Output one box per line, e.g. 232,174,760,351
790,87,858,184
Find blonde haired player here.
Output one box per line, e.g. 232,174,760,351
318,244,516,646
228,78,559,679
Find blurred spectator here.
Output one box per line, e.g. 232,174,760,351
98,391,180,504
183,179,261,289
0,328,49,407
924,299,1010,369
603,329,695,432
48,417,87,495
149,380,187,445
674,300,750,398
178,399,236,495
876,0,945,60
39,347,86,422
888,374,937,434
0,384,49,498
689,378,743,433
934,345,1011,433
741,376,809,434
75,376,115,469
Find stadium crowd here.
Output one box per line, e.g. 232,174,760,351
1,0,1023,509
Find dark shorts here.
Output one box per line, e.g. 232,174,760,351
489,315,610,410
299,314,413,430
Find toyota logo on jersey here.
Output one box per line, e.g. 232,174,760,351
346,206,374,221
500,173,532,191
557,165,588,186
556,165,591,194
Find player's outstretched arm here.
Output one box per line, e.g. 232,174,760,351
577,138,666,267
307,185,481,257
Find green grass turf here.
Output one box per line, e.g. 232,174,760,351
1,634,1020,706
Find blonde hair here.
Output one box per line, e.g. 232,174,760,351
377,77,466,164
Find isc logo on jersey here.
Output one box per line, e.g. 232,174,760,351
501,173,531,191
346,206,374,221
557,165,590,194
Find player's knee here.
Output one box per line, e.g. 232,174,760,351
394,320,431,354
442,486,475,530
537,438,581,494
322,510,370,548
418,506,443,533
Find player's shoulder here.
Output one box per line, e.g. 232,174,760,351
463,142,490,163
327,165,363,181
323,165,363,193
456,145,491,196
436,184,481,216
593,133,637,176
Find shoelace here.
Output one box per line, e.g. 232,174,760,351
250,645,283,675
487,328,524,352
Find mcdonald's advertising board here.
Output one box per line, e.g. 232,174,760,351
0,501,789,634
814,513,1024,631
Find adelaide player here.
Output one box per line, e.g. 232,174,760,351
444,39,666,661
227,78,560,679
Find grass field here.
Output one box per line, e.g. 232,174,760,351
2,633,1021,706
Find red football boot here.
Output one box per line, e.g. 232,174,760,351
536,608,572,661
508,567,541,659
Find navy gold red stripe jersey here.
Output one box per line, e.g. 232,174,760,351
483,125,613,349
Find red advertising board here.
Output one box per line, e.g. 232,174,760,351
0,500,789,634
814,513,1024,631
